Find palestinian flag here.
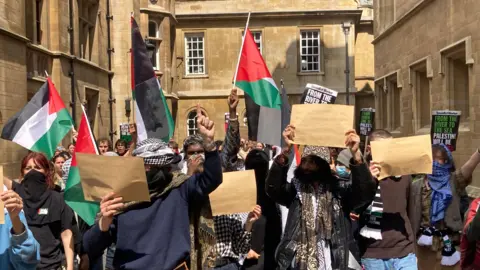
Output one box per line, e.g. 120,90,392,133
64,105,99,226
236,29,282,146
1,78,72,159
131,16,174,142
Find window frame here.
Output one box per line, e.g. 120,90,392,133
241,30,263,55
184,31,206,76
298,28,323,74
35,0,43,44
78,0,98,60
186,109,207,136
148,19,162,71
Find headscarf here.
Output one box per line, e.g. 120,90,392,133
302,146,330,162
15,170,61,225
428,144,454,224
133,138,182,166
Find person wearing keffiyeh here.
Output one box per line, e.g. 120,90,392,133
266,125,375,270
82,105,223,270
410,144,480,269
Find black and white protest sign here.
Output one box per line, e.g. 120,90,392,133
430,110,461,151
359,108,375,136
300,83,338,104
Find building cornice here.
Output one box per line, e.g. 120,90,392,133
140,7,178,23
372,0,434,45
176,9,363,22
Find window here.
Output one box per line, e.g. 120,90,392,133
187,110,206,136
300,30,321,72
85,88,99,130
389,81,401,130
78,0,98,60
448,57,469,119
148,20,161,70
410,61,431,130
376,82,388,129
440,38,473,121
35,0,43,44
242,31,262,54
185,33,205,75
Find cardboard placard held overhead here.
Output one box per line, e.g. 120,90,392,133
290,104,354,148
209,170,256,216
371,135,433,180
0,166,4,224
76,153,150,202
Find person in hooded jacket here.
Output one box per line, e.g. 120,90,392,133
267,126,376,270
243,149,282,270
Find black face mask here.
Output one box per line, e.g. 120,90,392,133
145,167,173,193
294,167,325,184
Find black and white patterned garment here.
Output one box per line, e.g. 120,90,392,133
213,212,251,260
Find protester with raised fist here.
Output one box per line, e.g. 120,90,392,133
83,104,223,270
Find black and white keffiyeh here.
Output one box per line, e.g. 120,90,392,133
133,138,181,166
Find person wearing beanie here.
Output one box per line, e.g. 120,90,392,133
83,106,223,270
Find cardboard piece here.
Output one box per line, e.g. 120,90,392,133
0,166,4,224
209,170,256,216
290,104,354,148
76,153,150,202
371,135,433,180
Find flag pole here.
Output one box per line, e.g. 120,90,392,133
232,12,251,88
44,70,49,77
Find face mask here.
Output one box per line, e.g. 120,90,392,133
145,166,172,192
336,165,350,178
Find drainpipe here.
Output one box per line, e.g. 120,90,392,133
68,0,76,125
106,0,115,143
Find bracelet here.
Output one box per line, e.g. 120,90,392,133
204,141,217,152
228,117,238,121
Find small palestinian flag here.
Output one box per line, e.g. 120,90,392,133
64,105,99,226
235,29,282,146
131,16,174,142
1,78,72,159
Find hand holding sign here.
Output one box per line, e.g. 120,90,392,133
345,129,362,163
196,104,215,145
282,125,295,152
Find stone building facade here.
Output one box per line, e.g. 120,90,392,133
0,0,176,177
173,0,375,143
373,0,480,191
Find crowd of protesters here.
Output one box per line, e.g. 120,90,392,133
2,88,480,270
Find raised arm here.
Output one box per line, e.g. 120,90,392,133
457,150,480,189
1,190,40,269
265,125,296,207
187,104,223,200
221,89,241,172
344,130,377,212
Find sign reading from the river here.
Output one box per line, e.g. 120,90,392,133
430,110,461,151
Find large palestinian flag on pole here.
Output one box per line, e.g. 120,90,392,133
64,105,99,226
235,29,282,146
1,78,72,159
131,16,174,142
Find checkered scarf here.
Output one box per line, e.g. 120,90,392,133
133,138,180,166
429,144,453,224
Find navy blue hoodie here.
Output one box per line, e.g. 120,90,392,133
83,150,222,270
